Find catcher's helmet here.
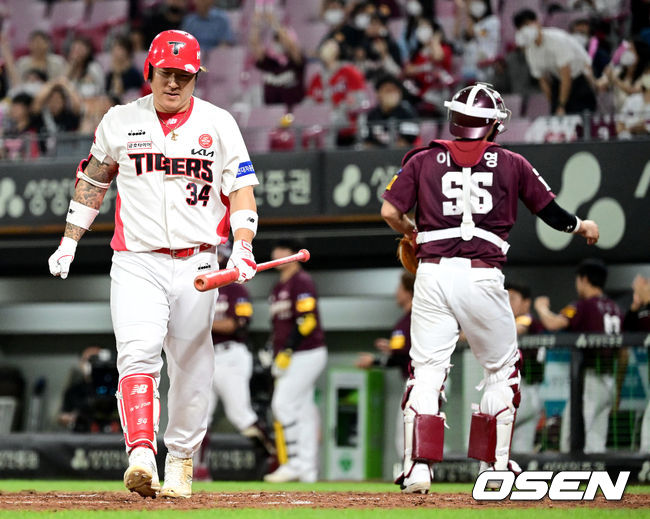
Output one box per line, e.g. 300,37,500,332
443,83,510,140
143,30,206,82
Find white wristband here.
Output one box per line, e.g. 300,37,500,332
572,216,582,233
66,200,99,230
230,209,258,237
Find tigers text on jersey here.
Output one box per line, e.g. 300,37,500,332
90,94,259,252
383,140,555,267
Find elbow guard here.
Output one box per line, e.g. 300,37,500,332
297,313,317,336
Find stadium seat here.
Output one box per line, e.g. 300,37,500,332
419,120,439,144
244,105,288,129
6,2,49,55
503,93,523,118
501,118,532,143
544,11,587,31
292,103,332,127
437,17,455,40
206,46,247,86
49,1,87,51
525,93,551,119
286,0,321,24
88,0,129,28
294,22,329,57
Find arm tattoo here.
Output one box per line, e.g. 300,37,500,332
64,157,118,241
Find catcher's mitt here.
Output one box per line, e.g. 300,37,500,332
397,234,418,274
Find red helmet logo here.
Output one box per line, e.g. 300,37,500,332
143,30,206,82
168,41,186,55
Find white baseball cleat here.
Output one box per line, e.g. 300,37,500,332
123,447,160,498
479,459,522,490
263,464,301,483
400,463,433,494
160,453,193,498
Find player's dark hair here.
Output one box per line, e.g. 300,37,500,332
505,281,531,300
400,272,415,294
273,238,306,254
576,258,608,289
513,8,537,29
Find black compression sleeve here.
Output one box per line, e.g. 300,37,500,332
536,200,578,232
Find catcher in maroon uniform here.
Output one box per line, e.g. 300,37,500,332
381,82,599,493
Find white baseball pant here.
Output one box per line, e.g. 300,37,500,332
512,381,542,453
560,369,614,453
411,258,518,372
272,346,327,480
110,249,218,459
207,341,257,432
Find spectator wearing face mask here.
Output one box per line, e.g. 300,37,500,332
513,9,596,116
307,38,368,146
250,10,305,110
181,0,235,53
363,74,418,148
568,18,610,79
598,39,650,111
356,14,402,80
65,36,105,99
616,64,650,138
323,1,376,61
454,0,500,83
398,0,435,61
402,19,454,117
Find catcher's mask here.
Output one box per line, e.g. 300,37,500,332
143,30,207,82
443,83,511,140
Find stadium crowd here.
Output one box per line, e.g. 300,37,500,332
0,0,648,158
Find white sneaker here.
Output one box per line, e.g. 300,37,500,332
401,463,433,494
263,464,300,483
124,447,160,498
160,453,193,498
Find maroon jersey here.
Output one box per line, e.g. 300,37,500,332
560,295,624,373
623,304,650,332
256,54,305,108
270,270,325,355
385,311,412,379
382,140,555,268
211,284,253,345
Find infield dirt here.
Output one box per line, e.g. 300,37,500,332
0,491,647,510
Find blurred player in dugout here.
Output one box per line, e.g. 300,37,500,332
506,282,545,453
624,275,650,452
357,271,415,462
535,259,624,453
264,239,327,483
194,242,274,481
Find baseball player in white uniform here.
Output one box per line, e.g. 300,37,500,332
48,30,259,499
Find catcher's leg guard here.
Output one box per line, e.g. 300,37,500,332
398,365,448,493
468,352,521,471
117,374,160,453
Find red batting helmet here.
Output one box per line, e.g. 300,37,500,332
143,30,206,82
443,83,510,140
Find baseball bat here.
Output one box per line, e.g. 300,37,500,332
194,249,311,292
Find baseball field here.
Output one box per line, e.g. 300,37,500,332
0,481,648,517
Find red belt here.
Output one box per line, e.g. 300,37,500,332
420,257,496,269
152,243,213,258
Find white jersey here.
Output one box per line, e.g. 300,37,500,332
90,94,258,252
